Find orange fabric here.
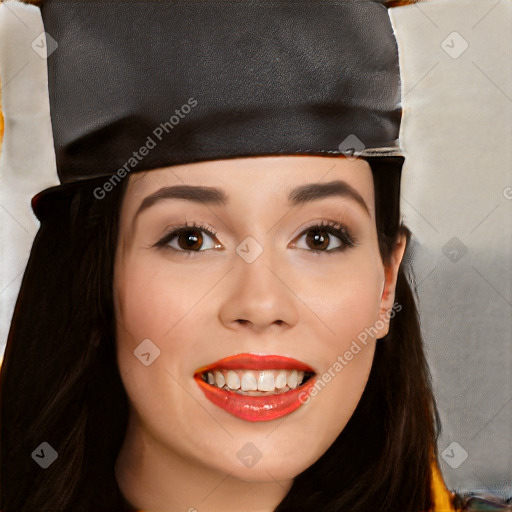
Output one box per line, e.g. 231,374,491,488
431,460,459,511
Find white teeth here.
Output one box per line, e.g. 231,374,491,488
226,370,240,390
275,370,287,389
215,371,225,388
204,369,311,393
258,371,275,392
287,370,298,389
241,372,258,391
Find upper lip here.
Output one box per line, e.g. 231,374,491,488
195,353,315,374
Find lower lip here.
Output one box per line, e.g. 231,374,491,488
194,375,316,422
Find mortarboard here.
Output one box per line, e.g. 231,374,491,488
31,0,405,222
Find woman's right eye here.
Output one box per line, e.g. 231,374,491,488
154,223,221,253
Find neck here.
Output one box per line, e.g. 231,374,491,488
114,411,292,512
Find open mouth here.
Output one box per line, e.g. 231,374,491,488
201,369,315,395
194,353,317,422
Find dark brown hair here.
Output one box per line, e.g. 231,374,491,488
1,177,130,511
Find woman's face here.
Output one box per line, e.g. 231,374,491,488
113,155,404,484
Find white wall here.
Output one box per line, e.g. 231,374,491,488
391,0,511,498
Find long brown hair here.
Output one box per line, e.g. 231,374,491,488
1,178,131,511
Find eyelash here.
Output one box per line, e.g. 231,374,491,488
153,220,357,255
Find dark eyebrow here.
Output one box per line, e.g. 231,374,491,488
288,180,370,215
134,179,369,219
135,185,227,218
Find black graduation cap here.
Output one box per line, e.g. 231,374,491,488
32,0,404,220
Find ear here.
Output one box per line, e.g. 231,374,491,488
375,233,407,339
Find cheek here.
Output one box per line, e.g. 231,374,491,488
113,254,227,395
284,252,384,445
113,256,212,450
114,256,204,346
294,250,385,345
113,257,196,396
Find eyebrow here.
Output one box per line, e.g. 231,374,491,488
135,185,227,218
134,179,369,219
287,180,369,214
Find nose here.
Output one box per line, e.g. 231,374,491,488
218,249,300,333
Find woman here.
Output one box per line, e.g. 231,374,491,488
0,0,468,510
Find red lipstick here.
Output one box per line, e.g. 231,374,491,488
194,353,316,422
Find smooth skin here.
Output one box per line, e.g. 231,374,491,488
114,155,406,512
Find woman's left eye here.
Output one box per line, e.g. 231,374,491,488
293,222,357,253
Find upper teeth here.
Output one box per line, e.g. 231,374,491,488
203,369,308,393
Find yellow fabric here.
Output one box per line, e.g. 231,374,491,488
431,460,458,511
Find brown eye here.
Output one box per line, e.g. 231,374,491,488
294,222,356,253
155,223,220,252
305,228,331,251
176,229,204,251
